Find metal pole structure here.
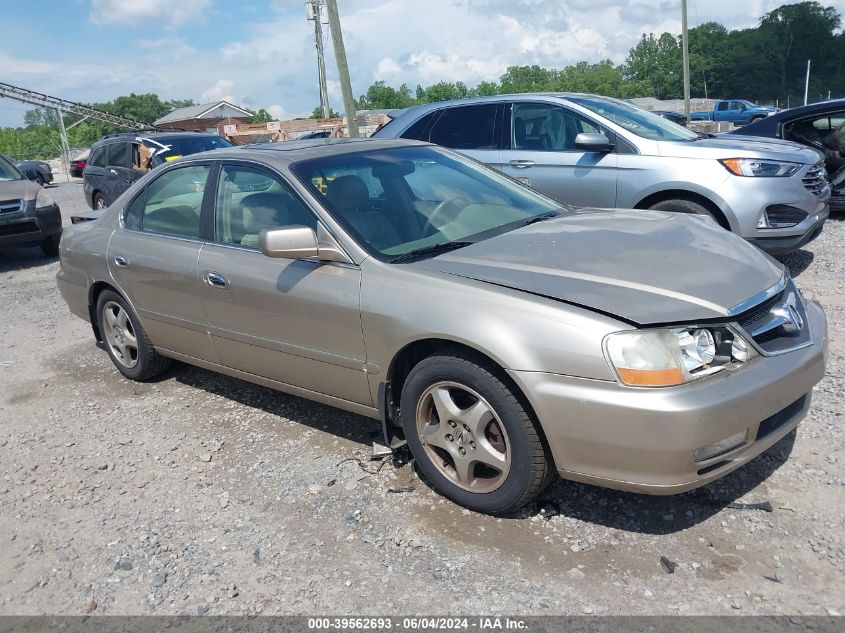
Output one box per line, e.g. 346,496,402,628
803,59,811,106
325,0,358,137
308,0,331,119
681,0,691,124
55,108,71,183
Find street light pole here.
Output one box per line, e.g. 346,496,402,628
325,0,358,137
681,0,691,124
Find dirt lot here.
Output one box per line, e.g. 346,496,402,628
0,180,843,616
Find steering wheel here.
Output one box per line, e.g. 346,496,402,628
423,196,470,236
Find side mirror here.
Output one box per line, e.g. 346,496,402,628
574,132,614,153
260,226,319,259
259,225,352,263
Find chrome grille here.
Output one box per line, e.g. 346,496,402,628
802,161,828,197
734,278,812,355
0,198,24,215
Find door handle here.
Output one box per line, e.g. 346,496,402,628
205,271,228,288
509,160,535,169
113,255,129,267
109,168,118,175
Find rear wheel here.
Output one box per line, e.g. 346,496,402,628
400,349,552,514
93,192,106,209
96,290,170,381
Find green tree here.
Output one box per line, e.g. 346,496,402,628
624,32,683,99
250,109,274,123
309,106,341,119
499,65,553,94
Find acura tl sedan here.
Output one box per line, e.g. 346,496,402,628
57,138,827,514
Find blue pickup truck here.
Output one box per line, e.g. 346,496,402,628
691,100,777,125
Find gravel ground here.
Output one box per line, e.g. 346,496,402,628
0,180,843,616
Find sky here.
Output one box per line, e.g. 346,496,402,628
0,0,841,127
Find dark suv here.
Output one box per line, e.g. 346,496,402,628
83,131,233,209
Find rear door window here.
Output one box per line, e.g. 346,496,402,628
133,164,211,238
427,105,498,150
107,143,132,168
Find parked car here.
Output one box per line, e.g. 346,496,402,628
375,94,829,255
691,100,778,125
0,154,62,256
729,99,845,212
57,138,827,514
82,131,233,209
1,155,53,186
69,153,88,178
298,130,332,139
653,110,688,126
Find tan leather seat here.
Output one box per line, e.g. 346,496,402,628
326,175,402,251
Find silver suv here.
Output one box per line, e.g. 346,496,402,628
374,94,830,255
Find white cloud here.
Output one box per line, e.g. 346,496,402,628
375,58,402,78
201,79,237,104
89,0,213,27
266,104,288,120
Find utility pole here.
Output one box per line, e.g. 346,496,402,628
681,0,691,124
306,0,330,119
325,0,358,137
804,59,811,106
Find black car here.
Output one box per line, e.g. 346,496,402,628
82,131,233,209
653,110,688,126
69,154,88,178
0,154,62,256
1,155,53,186
297,130,332,140
730,99,845,211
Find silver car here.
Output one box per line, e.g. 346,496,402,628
57,139,827,514
374,94,830,255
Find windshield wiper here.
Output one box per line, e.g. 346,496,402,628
390,241,475,263
522,212,559,226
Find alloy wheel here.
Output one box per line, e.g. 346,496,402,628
102,301,138,368
415,381,511,493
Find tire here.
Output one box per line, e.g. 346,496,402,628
96,289,170,381
93,192,107,210
400,349,552,514
648,198,721,225
40,233,60,257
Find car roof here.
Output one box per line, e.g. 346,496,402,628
731,98,845,135
175,137,430,164
92,130,222,147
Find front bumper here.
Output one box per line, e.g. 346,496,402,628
510,300,827,494
0,204,62,248
747,212,827,255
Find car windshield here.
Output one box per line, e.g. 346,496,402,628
292,145,566,260
570,97,699,142
141,135,233,162
0,155,23,181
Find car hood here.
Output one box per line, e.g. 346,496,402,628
0,179,40,201
656,136,821,162
415,209,784,325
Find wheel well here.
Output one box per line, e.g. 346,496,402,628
88,281,120,341
386,339,536,422
634,189,731,230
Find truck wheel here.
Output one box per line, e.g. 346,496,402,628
648,199,722,226
400,348,552,514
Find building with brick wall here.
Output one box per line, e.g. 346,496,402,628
154,101,252,133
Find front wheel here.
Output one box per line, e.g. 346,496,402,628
96,290,170,381
648,199,722,226
400,349,552,514
40,234,60,257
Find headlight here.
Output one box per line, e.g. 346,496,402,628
604,326,757,387
719,158,801,177
35,188,55,210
